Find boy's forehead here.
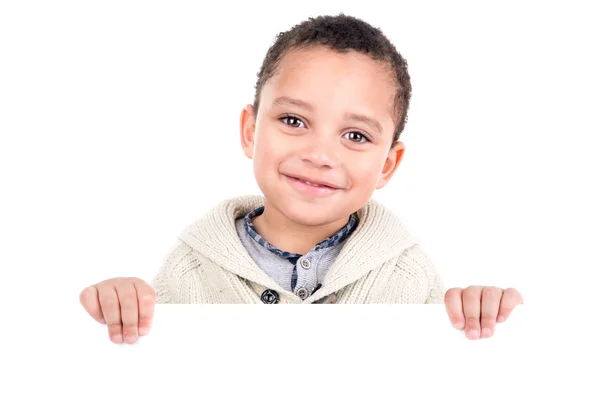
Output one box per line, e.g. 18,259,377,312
262,46,396,129
273,46,394,90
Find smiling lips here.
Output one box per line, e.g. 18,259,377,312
283,173,343,197
285,173,341,189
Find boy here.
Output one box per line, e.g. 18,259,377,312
80,14,523,344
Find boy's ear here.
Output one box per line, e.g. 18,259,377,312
376,141,406,189
240,104,256,159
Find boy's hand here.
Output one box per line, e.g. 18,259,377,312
444,286,523,340
79,277,156,344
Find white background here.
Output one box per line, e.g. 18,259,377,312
1,1,599,397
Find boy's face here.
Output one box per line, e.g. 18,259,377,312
240,46,405,227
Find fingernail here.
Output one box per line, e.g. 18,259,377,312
482,328,492,337
98,318,105,324
111,334,122,343
497,315,506,322
124,335,137,344
139,327,149,336
467,329,480,339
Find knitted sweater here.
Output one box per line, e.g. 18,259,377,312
151,195,445,304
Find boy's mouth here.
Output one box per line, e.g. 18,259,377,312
283,174,342,197
283,174,341,189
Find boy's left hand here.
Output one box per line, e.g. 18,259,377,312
444,286,523,340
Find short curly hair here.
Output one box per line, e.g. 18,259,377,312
253,13,412,145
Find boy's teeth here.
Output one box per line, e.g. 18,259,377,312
303,180,323,187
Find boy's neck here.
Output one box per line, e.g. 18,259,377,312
252,201,351,255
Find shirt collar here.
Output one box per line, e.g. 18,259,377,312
243,206,358,259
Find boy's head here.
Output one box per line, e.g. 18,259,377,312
240,14,411,228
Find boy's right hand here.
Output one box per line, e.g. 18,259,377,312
79,277,156,344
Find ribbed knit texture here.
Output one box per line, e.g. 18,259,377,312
151,195,445,304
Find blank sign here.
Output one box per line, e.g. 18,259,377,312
7,304,592,399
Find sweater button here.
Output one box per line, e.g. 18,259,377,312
296,287,309,300
261,289,279,304
299,257,311,270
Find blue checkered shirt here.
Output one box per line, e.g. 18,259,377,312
234,206,358,298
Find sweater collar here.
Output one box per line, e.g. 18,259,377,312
178,195,418,303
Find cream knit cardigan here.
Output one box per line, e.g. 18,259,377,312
151,195,445,304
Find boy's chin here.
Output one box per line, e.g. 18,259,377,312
275,199,350,227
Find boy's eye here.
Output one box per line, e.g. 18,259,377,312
343,131,370,143
280,115,305,128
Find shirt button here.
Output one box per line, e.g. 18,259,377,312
261,289,279,304
296,287,309,300
299,257,311,270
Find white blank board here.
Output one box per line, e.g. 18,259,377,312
7,304,597,399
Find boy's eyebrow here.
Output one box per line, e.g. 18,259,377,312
273,96,314,111
273,96,383,135
344,112,383,135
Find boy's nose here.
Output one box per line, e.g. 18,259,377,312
299,137,340,168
